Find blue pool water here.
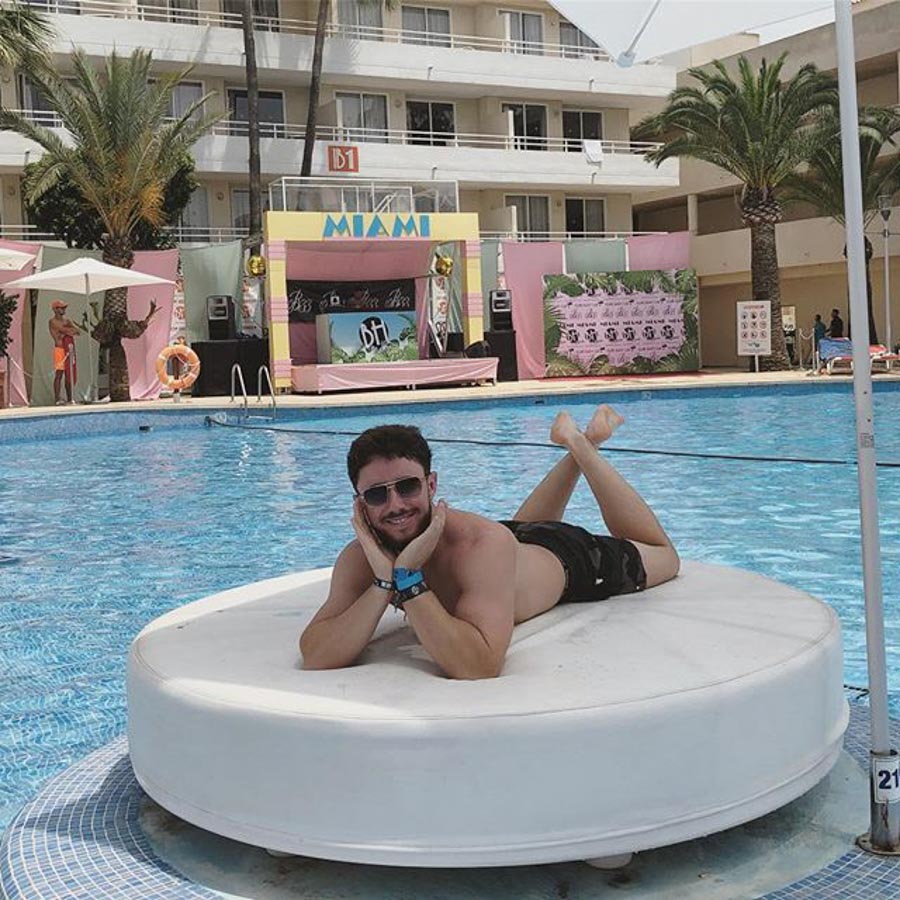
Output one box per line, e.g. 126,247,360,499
2,382,900,835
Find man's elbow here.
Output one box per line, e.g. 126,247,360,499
445,653,505,680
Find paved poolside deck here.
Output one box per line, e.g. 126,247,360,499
2,367,897,420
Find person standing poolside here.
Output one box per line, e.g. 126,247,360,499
300,406,679,680
828,308,844,338
48,299,83,405
813,314,827,351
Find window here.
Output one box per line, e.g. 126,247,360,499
565,198,605,236
336,92,388,142
506,194,550,239
336,0,383,39
559,20,601,59
179,186,209,240
502,102,547,151
168,81,203,123
501,10,542,55
227,89,285,138
401,6,450,46
222,0,280,31
562,110,603,152
406,100,454,146
139,0,198,24
19,75,61,127
231,187,270,230
24,0,79,14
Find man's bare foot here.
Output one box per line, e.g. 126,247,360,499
549,411,581,447
584,405,625,447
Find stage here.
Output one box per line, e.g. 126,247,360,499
291,358,498,394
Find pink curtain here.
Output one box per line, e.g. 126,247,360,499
0,239,40,407
627,232,692,271
289,322,317,364
124,249,178,400
501,241,565,380
285,241,433,281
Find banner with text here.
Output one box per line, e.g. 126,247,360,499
288,278,416,322
543,269,699,376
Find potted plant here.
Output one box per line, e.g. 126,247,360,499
0,291,17,409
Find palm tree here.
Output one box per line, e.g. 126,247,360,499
300,0,330,178
0,49,222,401
0,3,54,75
300,0,395,180
241,0,262,251
784,106,900,345
635,54,837,370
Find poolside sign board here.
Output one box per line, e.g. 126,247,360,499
542,269,699,377
736,300,771,356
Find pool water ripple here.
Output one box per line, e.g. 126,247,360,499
2,383,900,835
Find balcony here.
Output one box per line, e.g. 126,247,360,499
196,123,677,190
0,111,677,190
32,1,676,102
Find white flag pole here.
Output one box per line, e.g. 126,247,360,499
834,0,900,854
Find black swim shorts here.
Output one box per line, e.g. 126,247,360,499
499,520,647,603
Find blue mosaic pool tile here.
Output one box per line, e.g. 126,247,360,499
1,699,899,899
0,409,214,445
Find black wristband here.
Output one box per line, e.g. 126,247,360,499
392,580,430,609
372,576,394,592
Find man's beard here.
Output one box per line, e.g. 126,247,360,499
373,504,433,556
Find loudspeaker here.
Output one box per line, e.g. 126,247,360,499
484,330,518,382
489,289,513,332
191,338,270,397
207,295,236,341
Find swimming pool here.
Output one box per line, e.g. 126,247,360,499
2,382,899,835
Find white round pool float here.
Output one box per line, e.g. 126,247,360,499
127,561,847,867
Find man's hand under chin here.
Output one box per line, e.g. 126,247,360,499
351,498,395,582
395,500,448,570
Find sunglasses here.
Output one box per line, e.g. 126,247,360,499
357,476,426,508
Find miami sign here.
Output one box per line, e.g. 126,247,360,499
322,213,432,240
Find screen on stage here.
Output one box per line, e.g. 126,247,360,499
287,279,416,322
542,269,699,376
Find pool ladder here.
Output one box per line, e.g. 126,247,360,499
230,364,277,422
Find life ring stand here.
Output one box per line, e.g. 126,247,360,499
156,343,201,392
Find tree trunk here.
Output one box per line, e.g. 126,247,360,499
242,0,262,254
300,0,330,180
0,357,6,409
749,219,790,370
843,238,879,345
91,239,155,402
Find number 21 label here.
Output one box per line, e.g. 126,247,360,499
873,756,900,803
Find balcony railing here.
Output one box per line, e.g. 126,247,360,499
481,230,668,241
7,111,662,168
215,120,662,156
0,223,245,244
24,0,655,64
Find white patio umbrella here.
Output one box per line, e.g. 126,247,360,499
0,248,36,271
7,257,175,404
5,256,174,293
550,0,898,853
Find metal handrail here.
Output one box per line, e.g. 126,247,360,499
212,119,662,155
6,109,663,156
38,0,658,64
257,365,276,420
230,363,248,419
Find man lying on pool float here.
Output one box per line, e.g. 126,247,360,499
300,405,679,679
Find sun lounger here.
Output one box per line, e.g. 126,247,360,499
818,338,900,374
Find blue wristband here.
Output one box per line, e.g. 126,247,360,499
393,568,425,591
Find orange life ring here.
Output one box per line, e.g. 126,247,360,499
156,344,201,392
